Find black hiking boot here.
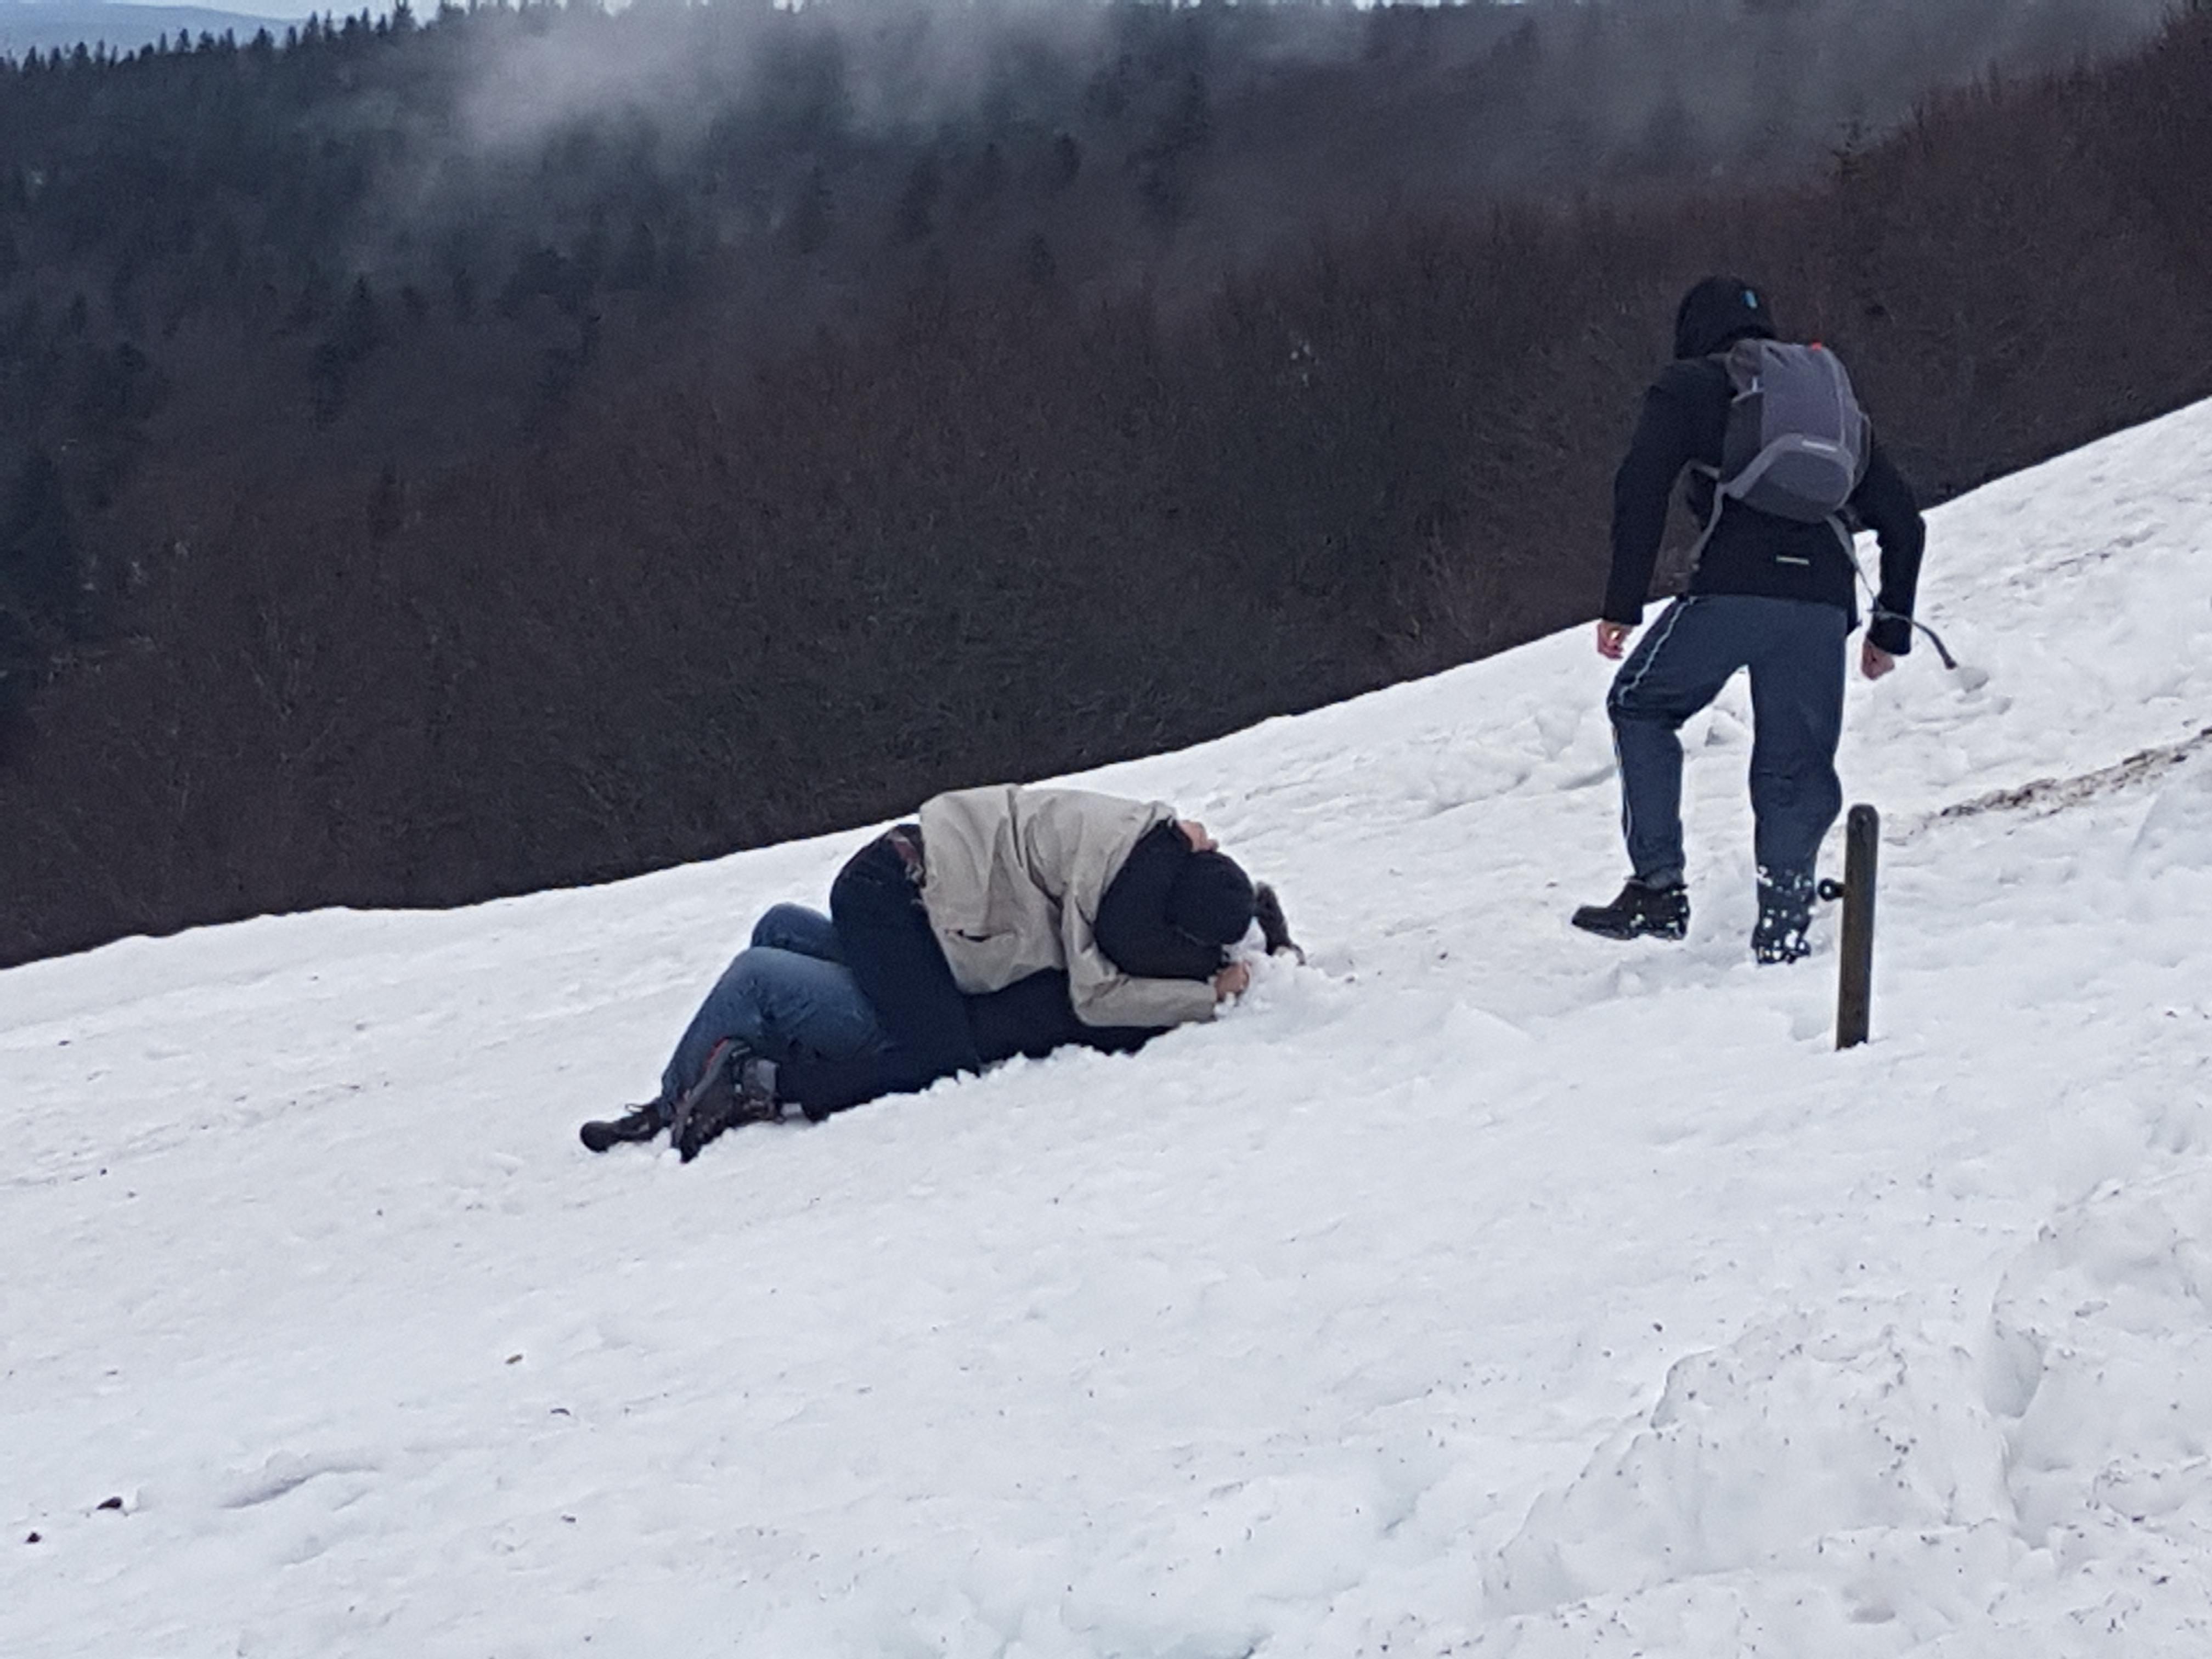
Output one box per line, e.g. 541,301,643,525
1752,867,1817,965
669,1041,782,1164
579,1103,664,1154
1571,878,1690,942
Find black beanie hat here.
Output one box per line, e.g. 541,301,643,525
1673,274,1776,360
1166,850,1256,946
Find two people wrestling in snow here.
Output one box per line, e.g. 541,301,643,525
583,785,1299,1160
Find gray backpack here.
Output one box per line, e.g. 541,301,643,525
1708,338,1869,524
1694,338,1963,669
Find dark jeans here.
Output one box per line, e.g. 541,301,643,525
829,828,986,1092
1607,595,1848,888
656,904,892,1109
774,965,1156,1120
656,889,1163,1123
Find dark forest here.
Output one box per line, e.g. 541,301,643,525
1,0,2207,966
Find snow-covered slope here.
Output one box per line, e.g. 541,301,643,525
5,401,2212,1657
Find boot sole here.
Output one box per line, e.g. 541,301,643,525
1571,910,1686,942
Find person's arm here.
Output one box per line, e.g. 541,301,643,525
1067,951,1222,1029
1850,439,1926,661
1065,875,1220,1028
1066,864,1221,1030
1602,377,1700,634
1094,821,1224,982
1079,817,1241,1026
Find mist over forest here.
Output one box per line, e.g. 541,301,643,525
0,0,2205,964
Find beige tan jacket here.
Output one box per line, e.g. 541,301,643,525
917,785,1220,1030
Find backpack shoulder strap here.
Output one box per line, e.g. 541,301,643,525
1681,348,1746,566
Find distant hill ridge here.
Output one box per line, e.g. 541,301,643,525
0,2,303,58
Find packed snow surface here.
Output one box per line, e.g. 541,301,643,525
8,402,2212,1657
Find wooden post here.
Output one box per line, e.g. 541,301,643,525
1836,804,1880,1050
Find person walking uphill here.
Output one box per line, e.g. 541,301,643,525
1573,275,1927,963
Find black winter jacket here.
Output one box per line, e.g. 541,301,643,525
1603,347,1927,656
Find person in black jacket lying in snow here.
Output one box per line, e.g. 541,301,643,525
581,804,1300,1160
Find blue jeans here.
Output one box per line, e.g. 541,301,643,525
656,905,891,1108
1607,595,1848,888
658,898,1170,1121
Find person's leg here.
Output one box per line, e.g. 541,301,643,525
830,833,985,1088
1605,596,1754,887
779,970,1160,1125
1745,601,1849,879
751,902,844,963
1745,600,1849,962
775,1049,915,1121
656,946,888,1108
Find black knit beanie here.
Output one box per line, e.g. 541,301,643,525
1166,850,1256,945
1673,274,1776,360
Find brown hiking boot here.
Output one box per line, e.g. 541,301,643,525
670,1041,782,1163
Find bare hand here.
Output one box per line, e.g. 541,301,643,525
1212,961,1251,1002
1596,621,1632,661
1861,640,1897,680
1179,820,1217,853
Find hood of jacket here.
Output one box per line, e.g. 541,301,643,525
1674,274,1778,359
